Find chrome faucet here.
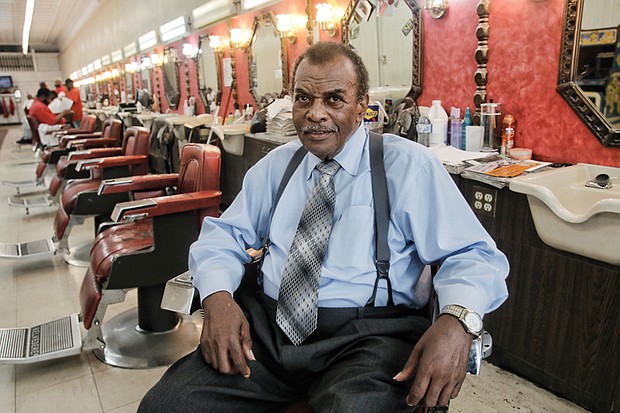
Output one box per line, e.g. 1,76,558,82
585,173,613,189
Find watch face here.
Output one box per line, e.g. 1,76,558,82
464,312,483,333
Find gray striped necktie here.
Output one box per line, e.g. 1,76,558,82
276,159,340,345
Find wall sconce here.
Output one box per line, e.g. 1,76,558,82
315,3,337,38
230,28,250,49
209,35,223,53
276,14,297,44
182,43,200,59
425,0,449,19
140,56,152,70
150,53,163,66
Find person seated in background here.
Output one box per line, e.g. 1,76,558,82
54,78,67,96
16,93,34,144
65,78,83,128
139,42,509,413
29,87,72,147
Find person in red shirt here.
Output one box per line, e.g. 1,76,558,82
65,78,83,127
54,78,67,95
29,87,71,146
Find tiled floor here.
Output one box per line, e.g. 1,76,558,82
0,125,590,412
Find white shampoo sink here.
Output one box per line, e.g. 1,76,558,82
211,124,250,156
509,163,620,265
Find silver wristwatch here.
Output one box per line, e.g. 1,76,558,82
441,304,483,337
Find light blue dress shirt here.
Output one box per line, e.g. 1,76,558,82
190,124,509,316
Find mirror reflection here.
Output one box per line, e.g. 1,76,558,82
162,49,181,110
558,0,620,147
343,0,421,101
198,37,220,113
577,0,620,127
138,67,153,109
125,73,134,103
248,12,286,108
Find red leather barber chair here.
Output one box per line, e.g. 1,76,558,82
35,114,97,179
80,143,221,368
53,126,150,265
49,118,123,197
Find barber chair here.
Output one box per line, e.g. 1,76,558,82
53,126,150,265
0,144,221,367
36,114,97,174
79,143,221,368
0,127,150,262
49,118,123,197
2,116,100,201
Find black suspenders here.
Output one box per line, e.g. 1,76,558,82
259,131,393,307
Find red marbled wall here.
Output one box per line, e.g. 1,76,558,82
117,0,619,166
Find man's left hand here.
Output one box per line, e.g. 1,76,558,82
393,314,473,408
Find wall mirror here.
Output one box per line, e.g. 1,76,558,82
342,0,422,101
162,48,181,110
125,72,134,102
558,0,620,147
247,12,288,108
138,66,153,109
197,35,222,112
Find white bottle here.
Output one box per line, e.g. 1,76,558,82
428,100,448,147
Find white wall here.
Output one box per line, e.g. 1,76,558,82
581,0,620,30
58,0,211,76
0,52,62,98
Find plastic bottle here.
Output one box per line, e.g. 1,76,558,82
416,114,432,147
428,100,448,147
462,107,472,151
449,107,462,150
226,113,234,124
501,114,516,156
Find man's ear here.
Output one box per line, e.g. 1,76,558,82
356,94,370,122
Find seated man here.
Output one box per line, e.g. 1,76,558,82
29,87,71,147
140,42,509,413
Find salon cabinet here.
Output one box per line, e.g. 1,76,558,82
457,177,620,413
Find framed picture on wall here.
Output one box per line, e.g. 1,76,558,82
355,0,375,22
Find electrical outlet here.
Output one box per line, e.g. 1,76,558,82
471,185,497,217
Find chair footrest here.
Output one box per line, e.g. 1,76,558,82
0,314,82,364
2,178,43,188
0,239,55,258
8,195,53,208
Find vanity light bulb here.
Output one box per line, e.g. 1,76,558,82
276,14,293,33
209,35,221,50
230,28,243,47
315,3,333,24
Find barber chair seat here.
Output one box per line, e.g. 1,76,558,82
79,143,221,368
35,114,98,178
53,126,151,265
48,118,123,196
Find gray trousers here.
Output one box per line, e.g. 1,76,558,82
139,290,430,413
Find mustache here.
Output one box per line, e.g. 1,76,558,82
301,125,337,134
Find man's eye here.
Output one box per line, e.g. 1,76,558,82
295,95,309,102
328,96,342,103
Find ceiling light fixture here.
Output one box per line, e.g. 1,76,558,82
22,0,35,54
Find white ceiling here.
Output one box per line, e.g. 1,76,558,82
0,0,102,51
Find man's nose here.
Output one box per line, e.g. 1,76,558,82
306,100,328,122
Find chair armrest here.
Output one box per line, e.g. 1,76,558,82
111,191,221,222
67,148,122,161
97,174,179,195
61,132,102,145
75,154,148,172
68,137,117,149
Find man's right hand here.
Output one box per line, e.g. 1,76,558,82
200,291,255,378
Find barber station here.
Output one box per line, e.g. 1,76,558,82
0,0,618,412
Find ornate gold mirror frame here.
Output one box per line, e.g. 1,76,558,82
341,0,423,100
247,11,289,107
557,0,620,147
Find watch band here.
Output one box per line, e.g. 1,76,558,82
441,304,466,318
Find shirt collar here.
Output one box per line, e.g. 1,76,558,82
302,123,368,180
